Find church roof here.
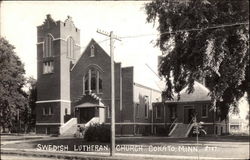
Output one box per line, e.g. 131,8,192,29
71,38,164,92
73,91,105,108
166,81,211,103
75,102,104,108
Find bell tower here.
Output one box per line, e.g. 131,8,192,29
36,14,80,134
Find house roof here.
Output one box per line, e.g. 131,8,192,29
166,81,211,103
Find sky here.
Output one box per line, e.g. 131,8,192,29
1,1,248,119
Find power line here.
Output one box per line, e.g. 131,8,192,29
120,22,249,39
36,22,249,63
145,63,162,80
36,38,109,62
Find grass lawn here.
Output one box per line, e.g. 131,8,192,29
2,135,249,159
1,135,47,142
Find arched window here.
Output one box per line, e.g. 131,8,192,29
67,37,74,58
84,72,89,92
91,69,96,91
99,76,103,92
43,61,54,74
44,34,53,58
83,68,103,94
90,45,95,57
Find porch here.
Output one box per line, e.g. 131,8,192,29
59,92,106,136
74,92,105,124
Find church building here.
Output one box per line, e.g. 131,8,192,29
36,15,229,137
35,15,161,135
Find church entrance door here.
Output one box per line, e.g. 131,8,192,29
79,107,95,124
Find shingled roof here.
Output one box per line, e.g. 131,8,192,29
166,81,211,103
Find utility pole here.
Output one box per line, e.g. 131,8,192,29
97,29,121,156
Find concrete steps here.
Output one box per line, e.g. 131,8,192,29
169,123,193,138
60,124,78,137
60,117,101,137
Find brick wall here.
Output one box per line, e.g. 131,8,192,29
121,67,134,123
70,39,122,123
36,15,80,134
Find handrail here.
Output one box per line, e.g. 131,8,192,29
169,118,178,130
168,118,178,136
185,123,194,137
187,116,195,129
185,117,195,137
168,123,178,136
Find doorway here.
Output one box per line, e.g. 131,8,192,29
79,107,95,124
184,106,196,124
169,104,177,122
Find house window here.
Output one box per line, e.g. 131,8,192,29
67,37,74,58
43,107,53,115
170,105,177,120
65,108,68,115
107,106,111,118
156,106,161,119
135,103,139,118
43,107,49,115
49,107,53,115
145,104,149,118
45,107,49,115
44,34,53,58
46,127,50,134
90,45,95,57
201,104,208,118
42,107,46,115
43,61,54,74
144,96,149,118
83,68,102,94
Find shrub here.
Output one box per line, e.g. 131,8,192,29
84,124,110,142
142,126,152,136
156,127,168,136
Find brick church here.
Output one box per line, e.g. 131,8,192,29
36,15,229,137
35,15,161,135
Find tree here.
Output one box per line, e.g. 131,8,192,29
145,0,249,119
0,37,28,132
23,77,37,132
